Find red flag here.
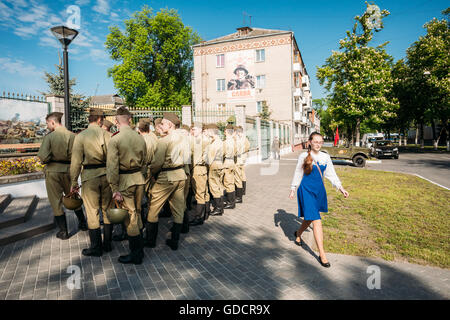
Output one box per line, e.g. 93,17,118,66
334,126,339,146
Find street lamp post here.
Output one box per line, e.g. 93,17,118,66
50,26,79,130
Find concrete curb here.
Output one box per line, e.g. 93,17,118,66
0,171,44,185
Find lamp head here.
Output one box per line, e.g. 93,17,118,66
50,26,79,48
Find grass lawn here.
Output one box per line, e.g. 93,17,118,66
323,167,450,269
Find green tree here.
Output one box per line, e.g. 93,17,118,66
312,98,334,139
317,2,399,146
105,6,201,110
42,59,89,132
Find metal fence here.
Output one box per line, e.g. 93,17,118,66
193,105,235,124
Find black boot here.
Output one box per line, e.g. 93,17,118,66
103,224,113,252
82,228,103,257
118,234,143,265
55,214,69,240
181,211,190,234
144,221,158,248
210,197,223,216
112,222,128,241
74,208,88,231
166,223,182,251
243,181,247,195
204,201,210,221
235,188,243,203
189,203,205,226
224,191,236,209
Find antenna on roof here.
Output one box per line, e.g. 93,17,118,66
242,11,252,27
242,11,247,26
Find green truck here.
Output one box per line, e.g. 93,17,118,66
320,145,372,167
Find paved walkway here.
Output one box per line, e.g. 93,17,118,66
0,151,449,300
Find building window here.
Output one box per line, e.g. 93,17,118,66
216,79,225,91
256,49,265,62
257,101,265,113
256,75,266,88
216,54,224,68
294,96,300,112
294,72,301,88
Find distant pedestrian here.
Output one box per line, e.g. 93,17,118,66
289,132,349,268
272,136,280,160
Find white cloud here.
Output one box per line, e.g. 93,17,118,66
39,36,60,49
0,57,42,78
18,4,47,23
75,0,90,6
93,0,109,15
14,26,38,37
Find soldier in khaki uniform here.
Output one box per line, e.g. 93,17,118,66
37,112,87,240
178,124,192,234
70,109,112,256
205,123,224,216
102,119,114,134
154,117,165,137
233,126,245,203
222,124,237,209
144,113,187,251
107,107,147,264
239,127,250,195
188,121,210,226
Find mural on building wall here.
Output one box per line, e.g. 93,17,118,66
0,99,48,145
226,50,255,100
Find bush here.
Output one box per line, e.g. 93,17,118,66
0,157,45,176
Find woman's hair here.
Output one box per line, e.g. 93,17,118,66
302,132,323,175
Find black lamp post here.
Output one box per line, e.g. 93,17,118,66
50,26,79,130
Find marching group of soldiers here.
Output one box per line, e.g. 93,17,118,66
37,107,250,265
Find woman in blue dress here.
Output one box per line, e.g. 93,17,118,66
289,132,349,267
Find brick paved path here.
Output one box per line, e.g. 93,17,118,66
1,151,449,300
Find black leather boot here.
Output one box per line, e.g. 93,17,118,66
103,224,113,252
224,191,236,209
243,181,246,195
112,222,128,241
189,203,205,226
82,228,103,257
55,214,69,240
74,208,88,231
210,198,223,216
144,221,158,248
235,188,243,203
166,223,182,251
181,211,190,234
204,201,210,221
118,234,143,265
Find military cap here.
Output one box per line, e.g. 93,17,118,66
89,108,104,116
181,124,190,131
116,106,131,116
103,119,113,129
154,118,162,126
46,111,63,121
205,123,218,130
225,124,234,130
163,112,180,126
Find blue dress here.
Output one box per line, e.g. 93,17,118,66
297,163,328,221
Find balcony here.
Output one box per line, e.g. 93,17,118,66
293,63,301,72
293,87,303,97
294,111,301,121
302,75,310,90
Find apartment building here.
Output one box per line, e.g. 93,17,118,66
192,26,317,145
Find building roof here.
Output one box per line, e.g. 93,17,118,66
90,94,124,105
193,27,292,47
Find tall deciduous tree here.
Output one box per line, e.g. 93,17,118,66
105,6,201,110
317,2,399,146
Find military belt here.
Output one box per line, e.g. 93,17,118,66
119,168,142,174
49,160,71,164
83,163,106,170
161,165,184,172
225,157,234,160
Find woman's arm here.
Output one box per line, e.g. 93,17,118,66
290,153,306,190
323,153,342,191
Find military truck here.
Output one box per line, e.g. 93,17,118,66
320,144,372,167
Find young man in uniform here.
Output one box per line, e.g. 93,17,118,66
107,107,147,264
233,126,245,203
70,109,112,256
144,113,187,251
222,124,237,209
205,124,224,216
37,112,87,240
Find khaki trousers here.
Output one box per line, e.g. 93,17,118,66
223,166,235,192
45,171,71,216
234,165,244,189
208,168,223,198
81,175,112,229
147,180,186,224
191,172,208,204
121,184,144,237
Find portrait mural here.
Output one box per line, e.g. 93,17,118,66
226,50,255,100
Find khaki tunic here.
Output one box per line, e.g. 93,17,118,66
190,135,209,204
206,135,224,198
106,126,147,236
234,135,245,189
147,130,187,224
222,136,236,192
142,132,158,194
70,124,112,229
37,126,75,216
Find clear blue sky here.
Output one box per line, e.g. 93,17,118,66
0,0,447,100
